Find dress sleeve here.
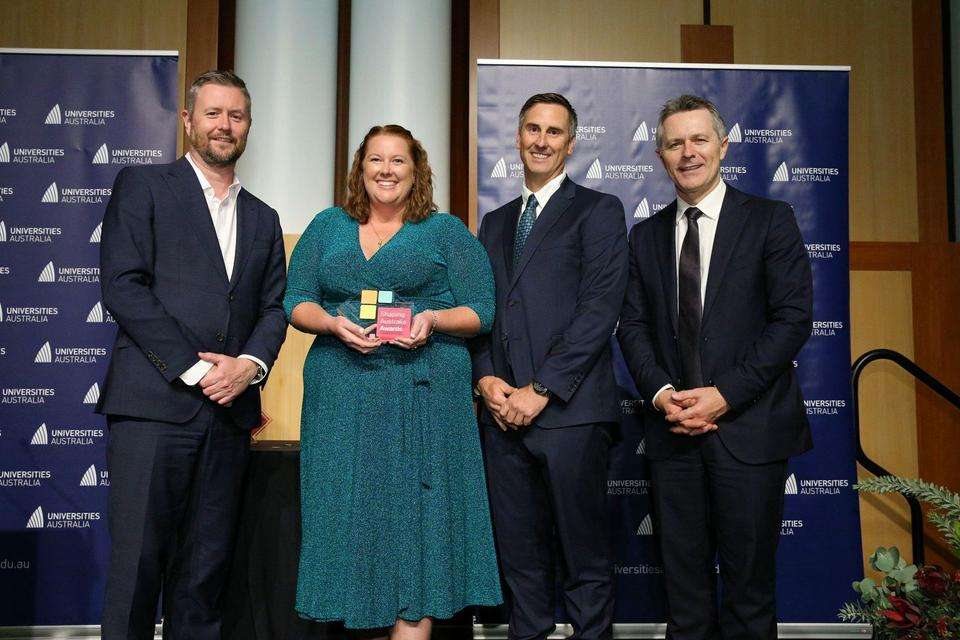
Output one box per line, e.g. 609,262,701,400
283,209,332,321
439,214,496,334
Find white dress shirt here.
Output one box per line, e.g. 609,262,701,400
520,171,567,220
652,179,727,406
179,153,267,386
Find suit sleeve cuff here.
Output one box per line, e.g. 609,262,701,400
180,360,213,386
239,354,268,384
651,383,675,412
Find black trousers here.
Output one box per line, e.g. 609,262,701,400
101,404,250,640
649,432,788,640
483,421,614,640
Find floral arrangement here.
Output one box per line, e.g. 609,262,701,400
839,476,959,639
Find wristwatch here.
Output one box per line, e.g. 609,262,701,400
531,380,551,398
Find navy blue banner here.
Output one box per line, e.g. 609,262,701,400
477,62,859,624
0,49,178,626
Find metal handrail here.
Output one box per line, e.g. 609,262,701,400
851,348,960,565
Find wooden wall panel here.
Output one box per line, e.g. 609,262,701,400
713,0,918,243
499,0,701,62
256,235,309,441
850,271,918,570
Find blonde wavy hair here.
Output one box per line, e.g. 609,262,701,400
344,124,438,223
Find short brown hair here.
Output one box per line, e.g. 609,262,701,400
344,125,437,224
518,93,578,136
656,94,726,148
186,70,251,117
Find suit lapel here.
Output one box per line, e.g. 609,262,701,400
166,156,230,287
230,190,258,288
657,202,679,334
702,186,750,325
500,196,522,277
509,177,576,290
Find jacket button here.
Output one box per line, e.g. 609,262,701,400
229,294,235,301
216,332,225,342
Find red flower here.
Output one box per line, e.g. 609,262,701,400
916,566,949,597
880,596,923,630
936,616,949,637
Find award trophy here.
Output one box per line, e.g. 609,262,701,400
337,289,412,340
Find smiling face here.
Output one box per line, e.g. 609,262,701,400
182,83,250,167
361,134,415,212
656,108,728,204
516,102,576,192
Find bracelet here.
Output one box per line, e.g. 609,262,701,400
428,309,439,335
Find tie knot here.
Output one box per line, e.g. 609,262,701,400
685,207,702,222
525,195,538,212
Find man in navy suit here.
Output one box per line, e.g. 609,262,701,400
617,95,812,640
472,93,628,640
98,70,287,640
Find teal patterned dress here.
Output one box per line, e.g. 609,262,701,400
284,208,502,628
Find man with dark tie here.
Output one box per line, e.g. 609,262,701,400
617,94,813,640
98,70,287,640
472,93,628,640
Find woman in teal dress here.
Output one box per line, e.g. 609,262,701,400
284,124,502,636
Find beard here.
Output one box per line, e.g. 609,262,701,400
189,126,247,167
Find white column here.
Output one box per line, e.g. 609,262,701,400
349,0,452,212
234,0,339,233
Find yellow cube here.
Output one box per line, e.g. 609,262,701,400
359,304,377,320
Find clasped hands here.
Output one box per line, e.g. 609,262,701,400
328,311,435,354
197,352,259,406
655,386,729,436
477,376,548,431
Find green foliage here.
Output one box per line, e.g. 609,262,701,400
840,476,960,639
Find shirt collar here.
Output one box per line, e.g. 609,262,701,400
676,179,726,224
522,171,567,210
185,151,241,199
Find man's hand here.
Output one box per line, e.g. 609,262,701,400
197,352,259,406
477,376,517,431
665,386,728,435
499,383,549,429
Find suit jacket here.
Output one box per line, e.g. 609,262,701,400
472,177,629,428
617,184,813,463
97,156,287,429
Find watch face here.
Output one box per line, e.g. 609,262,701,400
532,381,549,396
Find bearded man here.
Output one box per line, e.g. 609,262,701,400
98,70,287,640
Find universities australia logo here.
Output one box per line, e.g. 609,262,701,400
608,478,650,496
92,143,163,165
37,261,100,284
489,156,523,179
41,181,112,205
0,106,16,124
45,103,116,126
0,469,52,488
805,241,842,260
586,157,655,181
1,387,55,405
728,123,792,144
0,140,65,165
0,219,62,243
633,199,650,220
804,398,846,416
89,222,102,243
632,121,654,143
0,302,59,324
25,505,101,529
785,472,849,496
812,320,844,337
86,301,114,323
80,464,109,487
576,124,606,141
636,513,654,536
82,382,100,405
30,422,103,447
772,161,839,183
34,340,106,364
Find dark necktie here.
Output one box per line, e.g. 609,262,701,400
513,194,538,265
679,207,704,389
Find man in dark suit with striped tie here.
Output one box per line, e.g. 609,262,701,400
617,94,813,640
472,93,628,640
